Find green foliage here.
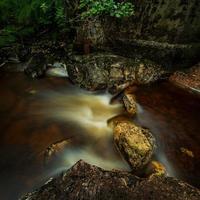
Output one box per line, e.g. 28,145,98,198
0,0,66,47
0,0,66,26
79,0,134,19
0,26,35,47
55,6,66,28
0,0,135,47
0,26,17,47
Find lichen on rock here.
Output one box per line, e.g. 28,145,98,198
20,160,200,200
123,93,137,115
113,119,156,172
169,63,200,95
67,53,167,92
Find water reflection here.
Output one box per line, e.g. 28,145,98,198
134,82,200,187
0,73,199,200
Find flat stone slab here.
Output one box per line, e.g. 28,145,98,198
170,63,200,96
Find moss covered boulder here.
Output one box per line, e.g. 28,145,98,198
67,53,167,92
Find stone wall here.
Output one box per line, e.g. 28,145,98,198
110,0,200,44
75,0,200,68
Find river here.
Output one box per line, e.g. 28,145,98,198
0,72,199,199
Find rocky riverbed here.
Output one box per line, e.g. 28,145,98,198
19,79,200,199
0,46,199,199
0,0,200,199
0,55,199,199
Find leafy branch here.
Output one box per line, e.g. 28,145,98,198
79,0,134,19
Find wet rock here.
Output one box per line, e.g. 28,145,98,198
7,54,20,63
123,93,137,115
109,38,200,69
113,120,156,172
46,67,68,78
24,54,47,78
0,62,27,72
145,161,167,177
46,62,68,77
28,90,37,95
169,63,200,96
67,53,167,92
44,139,71,165
180,147,194,158
0,47,20,68
20,160,200,200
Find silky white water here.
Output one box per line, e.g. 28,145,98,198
29,88,128,172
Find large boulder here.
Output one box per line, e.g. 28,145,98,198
113,120,156,172
20,160,200,200
67,53,167,92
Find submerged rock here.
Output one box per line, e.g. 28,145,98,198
169,63,200,95
67,53,167,92
20,160,200,200
113,120,156,172
44,139,71,165
180,147,194,158
145,161,167,177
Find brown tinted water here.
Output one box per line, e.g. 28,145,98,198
134,82,200,187
0,72,128,200
0,72,199,199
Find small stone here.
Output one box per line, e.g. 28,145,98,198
44,139,71,165
180,147,194,158
29,90,37,95
145,161,167,177
113,120,156,172
123,93,137,115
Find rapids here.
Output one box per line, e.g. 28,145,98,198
0,72,199,200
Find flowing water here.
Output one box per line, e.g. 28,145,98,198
0,72,199,200
134,83,200,187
